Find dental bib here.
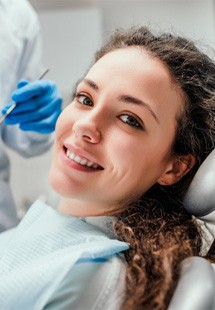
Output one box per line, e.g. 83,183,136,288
0,200,128,309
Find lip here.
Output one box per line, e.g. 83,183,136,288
62,143,104,172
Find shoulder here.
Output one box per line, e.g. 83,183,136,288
45,255,126,310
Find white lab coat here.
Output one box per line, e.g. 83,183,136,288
0,0,53,231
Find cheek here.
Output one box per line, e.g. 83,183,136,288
55,107,74,137
48,143,60,187
109,133,144,170
48,145,73,197
110,133,168,183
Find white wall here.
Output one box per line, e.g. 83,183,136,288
98,0,215,48
38,7,102,105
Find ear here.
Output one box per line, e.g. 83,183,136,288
157,154,196,186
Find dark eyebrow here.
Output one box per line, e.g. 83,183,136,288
81,78,159,124
82,78,99,91
120,95,160,124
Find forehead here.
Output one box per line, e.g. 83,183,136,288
87,47,173,88
84,47,184,126
86,47,181,100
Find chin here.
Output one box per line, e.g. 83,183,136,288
48,169,78,198
48,170,58,193
48,169,65,196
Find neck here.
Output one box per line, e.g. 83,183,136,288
57,198,115,217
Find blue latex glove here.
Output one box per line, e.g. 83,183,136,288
1,79,62,134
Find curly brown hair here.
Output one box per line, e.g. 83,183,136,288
95,27,215,309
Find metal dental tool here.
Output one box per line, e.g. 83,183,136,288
0,68,50,125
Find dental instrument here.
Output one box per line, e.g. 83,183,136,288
0,68,50,125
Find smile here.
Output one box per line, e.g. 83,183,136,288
66,149,103,170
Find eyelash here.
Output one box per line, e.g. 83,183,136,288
118,114,143,129
74,93,144,130
74,93,93,106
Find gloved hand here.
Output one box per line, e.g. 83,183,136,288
1,79,62,134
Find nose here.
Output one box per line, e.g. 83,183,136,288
73,118,101,144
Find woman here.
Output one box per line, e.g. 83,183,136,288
0,26,214,309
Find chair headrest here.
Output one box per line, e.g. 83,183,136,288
184,149,215,223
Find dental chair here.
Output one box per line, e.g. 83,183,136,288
168,149,215,310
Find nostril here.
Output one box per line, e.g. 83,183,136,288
82,132,101,143
83,134,91,141
83,134,89,138
73,124,101,144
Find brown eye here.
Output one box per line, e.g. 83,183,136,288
76,94,93,106
119,114,143,129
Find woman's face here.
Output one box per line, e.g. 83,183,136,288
49,47,184,216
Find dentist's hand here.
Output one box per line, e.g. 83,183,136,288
1,80,62,134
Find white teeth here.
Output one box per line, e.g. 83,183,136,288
86,162,94,167
80,159,87,165
74,155,81,163
66,149,99,169
70,153,75,160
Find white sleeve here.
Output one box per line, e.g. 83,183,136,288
45,255,126,310
0,0,43,104
2,126,54,158
0,0,53,156
15,1,43,81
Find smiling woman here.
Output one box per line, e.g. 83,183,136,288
50,47,185,217
0,26,215,310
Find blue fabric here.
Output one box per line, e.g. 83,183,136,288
0,200,129,309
